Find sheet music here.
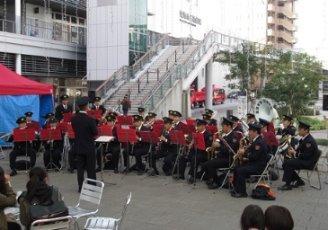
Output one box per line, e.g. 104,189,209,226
95,136,114,142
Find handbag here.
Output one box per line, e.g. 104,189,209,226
29,187,68,222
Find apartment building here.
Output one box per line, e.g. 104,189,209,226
267,0,297,50
0,0,87,98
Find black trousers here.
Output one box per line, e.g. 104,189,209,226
179,149,208,178
68,140,77,169
130,145,149,170
96,142,120,170
233,164,264,194
9,148,36,171
44,147,62,168
76,153,97,190
151,145,174,174
202,158,230,182
282,159,313,185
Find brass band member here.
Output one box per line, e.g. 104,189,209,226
180,119,213,184
149,117,174,176
9,117,37,176
43,112,55,129
91,97,106,115
278,121,319,191
130,115,151,175
43,118,63,170
202,109,217,126
246,113,257,125
144,112,157,129
25,111,40,131
96,114,120,173
229,115,244,134
55,94,73,121
202,117,239,189
259,118,279,154
138,107,146,118
231,123,268,198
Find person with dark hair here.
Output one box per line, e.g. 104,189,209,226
18,167,63,229
278,121,319,191
232,123,268,198
265,205,294,230
120,95,131,116
240,205,265,230
55,94,73,121
0,166,21,230
71,97,98,192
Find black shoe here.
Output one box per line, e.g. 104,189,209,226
293,179,305,188
173,175,185,180
278,184,293,191
148,169,159,176
231,192,248,198
95,167,101,173
114,169,119,174
10,170,17,177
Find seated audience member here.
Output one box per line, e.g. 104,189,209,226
240,205,265,230
265,205,294,230
18,167,64,229
0,166,21,230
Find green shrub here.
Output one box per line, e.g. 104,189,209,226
316,139,328,146
297,116,327,131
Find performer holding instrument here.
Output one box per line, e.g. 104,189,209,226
55,94,73,121
278,121,319,191
9,117,37,176
149,117,174,176
91,97,106,115
202,117,240,189
231,123,268,198
179,119,213,184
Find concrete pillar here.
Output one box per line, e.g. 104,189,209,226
15,0,21,34
205,59,213,110
15,54,22,75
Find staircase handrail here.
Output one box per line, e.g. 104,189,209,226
95,35,170,100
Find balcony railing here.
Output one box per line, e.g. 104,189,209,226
23,18,86,46
0,19,15,33
50,0,86,9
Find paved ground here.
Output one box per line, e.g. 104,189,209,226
1,146,328,230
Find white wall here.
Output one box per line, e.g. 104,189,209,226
295,0,328,69
148,0,205,40
87,0,129,81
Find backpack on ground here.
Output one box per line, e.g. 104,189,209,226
251,183,276,200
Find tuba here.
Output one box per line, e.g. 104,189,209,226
254,98,279,127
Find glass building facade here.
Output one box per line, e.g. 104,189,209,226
129,0,148,65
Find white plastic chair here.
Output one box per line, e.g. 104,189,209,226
84,192,132,230
68,179,104,225
30,215,73,230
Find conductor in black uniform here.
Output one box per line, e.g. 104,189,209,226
231,123,268,198
55,94,73,121
278,121,319,191
203,117,239,189
71,97,98,192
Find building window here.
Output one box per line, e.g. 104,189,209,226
277,37,284,43
277,25,284,31
71,16,77,24
278,2,285,7
277,13,284,19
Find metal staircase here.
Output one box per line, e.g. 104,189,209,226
95,36,198,113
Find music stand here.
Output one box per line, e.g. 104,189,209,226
40,128,62,171
170,130,187,179
117,127,137,173
95,135,115,184
13,129,36,172
116,115,133,125
191,132,206,186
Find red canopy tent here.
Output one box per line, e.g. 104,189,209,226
0,64,54,134
0,64,53,95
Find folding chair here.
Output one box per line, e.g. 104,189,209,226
84,192,132,230
298,150,322,190
68,179,104,228
249,154,275,189
30,216,73,230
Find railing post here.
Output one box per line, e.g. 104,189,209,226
166,59,169,71
169,74,172,87
174,50,177,63
182,40,185,53
151,96,154,109
113,73,116,86
160,85,163,97
138,79,141,93
157,68,160,81
146,70,149,83
139,60,142,70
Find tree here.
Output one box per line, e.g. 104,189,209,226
262,51,324,116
